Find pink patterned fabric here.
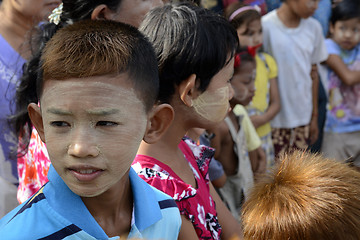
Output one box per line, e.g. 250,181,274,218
132,137,222,239
17,127,50,204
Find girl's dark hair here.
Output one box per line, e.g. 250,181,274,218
330,0,360,25
12,0,122,155
224,2,261,31
140,2,238,103
234,47,255,71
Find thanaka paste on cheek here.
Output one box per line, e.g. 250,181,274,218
192,86,230,123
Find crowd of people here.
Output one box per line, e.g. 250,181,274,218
0,0,360,239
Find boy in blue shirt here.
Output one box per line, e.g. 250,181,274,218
0,19,181,240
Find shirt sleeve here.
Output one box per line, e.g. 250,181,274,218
311,20,329,64
325,38,341,56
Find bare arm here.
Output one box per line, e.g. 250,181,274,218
326,54,360,86
250,77,281,128
178,215,198,240
309,64,319,145
209,182,243,240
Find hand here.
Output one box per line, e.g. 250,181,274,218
308,117,319,145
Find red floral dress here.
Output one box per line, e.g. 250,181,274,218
17,127,50,203
132,137,222,239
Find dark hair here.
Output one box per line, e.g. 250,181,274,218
12,0,122,153
140,2,238,103
234,47,256,70
224,2,261,31
39,19,158,112
330,0,360,25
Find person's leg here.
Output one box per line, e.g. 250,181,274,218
292,125,309,151
321,131,348,162
271,128,290,160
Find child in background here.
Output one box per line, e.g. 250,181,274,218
262,0,328,157
132,3,243,239
0,20,181,239
209,50,266,220
225,2,280,167
242,150,360,240
0,0,60,216
321,0,360,169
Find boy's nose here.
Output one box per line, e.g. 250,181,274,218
68,132,99,158
68,142,99,158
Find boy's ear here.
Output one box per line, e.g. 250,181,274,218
143,104,174,144
91,4,114,20
28,103,46,143
179,74,197,107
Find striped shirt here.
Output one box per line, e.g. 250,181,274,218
0,166,181,239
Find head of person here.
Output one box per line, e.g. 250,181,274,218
242,150,360,240
329,0,360,51
230,49,256,107
224,2,262,48
27,20,159,197
139,2,238,127
279,0,320,19
14,0,163,153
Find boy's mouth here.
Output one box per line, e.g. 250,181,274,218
69,167,104,182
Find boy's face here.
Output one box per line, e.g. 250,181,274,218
231,61,256,106
237,19,263,48
287,0,319,19
330,18,360,51
34,75,148,197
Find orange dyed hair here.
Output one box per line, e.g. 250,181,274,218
242,150,360,240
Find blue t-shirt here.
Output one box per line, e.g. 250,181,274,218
324,39,360,133
0,166,181,239
0,34,25,184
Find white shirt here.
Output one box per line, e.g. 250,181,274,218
262,10,328,128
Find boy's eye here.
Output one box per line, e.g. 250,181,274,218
96,121,119,127
50,121,70,127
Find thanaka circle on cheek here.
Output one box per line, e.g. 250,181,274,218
192,86,230,123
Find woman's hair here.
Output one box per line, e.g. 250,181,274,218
224,2,261,31
140,2,238,103
242,150,360,240
39,19,158,112
330,0,360,25
12,0,122,154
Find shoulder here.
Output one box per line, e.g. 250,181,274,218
304,17,323,33
261,10,277,23
0,189,70,239
325,38,341,55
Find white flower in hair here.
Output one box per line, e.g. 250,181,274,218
48,3,63,25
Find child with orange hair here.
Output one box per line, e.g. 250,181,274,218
242,150,360,240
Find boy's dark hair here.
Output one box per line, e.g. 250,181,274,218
39,20,159,112
12,0,124,154
242,150,360,240
330,0,360,25
140,2,238,103
224,2,261,32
